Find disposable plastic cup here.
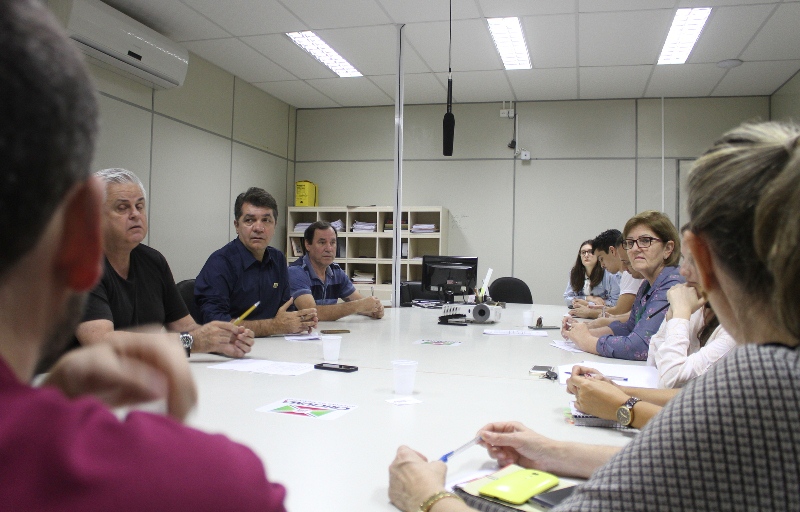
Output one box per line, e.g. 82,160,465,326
523,310,534,327
322,335,341,362
391,360,418,395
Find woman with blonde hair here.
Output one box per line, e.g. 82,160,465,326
388,121,800,511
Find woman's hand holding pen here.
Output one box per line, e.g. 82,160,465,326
666,283,705,321
569,376,631,422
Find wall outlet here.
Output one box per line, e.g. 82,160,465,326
500,109,515,119
520,150,531,160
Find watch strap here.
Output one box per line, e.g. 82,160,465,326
180,332,193,357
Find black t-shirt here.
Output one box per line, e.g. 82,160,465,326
82,244,189,328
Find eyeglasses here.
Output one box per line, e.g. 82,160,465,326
580,250,593,256
622,236,662,250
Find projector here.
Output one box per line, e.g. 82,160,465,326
441,303,502,324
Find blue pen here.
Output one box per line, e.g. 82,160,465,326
439,436,482,463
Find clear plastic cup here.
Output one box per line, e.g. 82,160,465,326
322,335,341,362
391,360,418,395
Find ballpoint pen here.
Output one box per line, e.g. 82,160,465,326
233,301,260,325
564,371,628,381
438,436,482,463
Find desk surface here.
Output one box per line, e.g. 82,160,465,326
187,304,640,511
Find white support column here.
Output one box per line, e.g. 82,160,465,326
391,24,405,307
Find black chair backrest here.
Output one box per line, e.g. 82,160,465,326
176,279,203,324
488,277,533,304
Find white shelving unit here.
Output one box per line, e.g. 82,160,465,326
286,206,448,301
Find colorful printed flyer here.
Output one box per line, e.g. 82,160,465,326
256,398,357,420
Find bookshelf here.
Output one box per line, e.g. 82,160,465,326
286,206,449,301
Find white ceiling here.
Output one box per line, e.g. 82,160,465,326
102,0,800,108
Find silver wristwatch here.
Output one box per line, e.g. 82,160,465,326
180,332,193,357
616,396,641,426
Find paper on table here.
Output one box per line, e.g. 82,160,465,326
386,397,422,406
285,333,321,341
550,340,585,353
483,329,547,337
414,339,462,346
556,361,659,388
209,359,314,376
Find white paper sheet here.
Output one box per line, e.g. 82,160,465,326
557,360,659,388
209,359,315,376
483,329,548,337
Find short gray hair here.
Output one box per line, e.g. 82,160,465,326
95,168,147,202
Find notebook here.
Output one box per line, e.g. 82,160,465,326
569,402,629,429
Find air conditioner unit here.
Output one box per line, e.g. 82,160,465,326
48,0,189,89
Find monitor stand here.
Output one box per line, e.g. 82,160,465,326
442,290,455,304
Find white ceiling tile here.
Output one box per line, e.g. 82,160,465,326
678,0,775,6
741,2,800,61
645,63,726,97
242,34,337,80
507,68,578,100
253,81,339,108
579,10,673,66
281,0,391,29
377,0,481,23
435,71,514,103
405,19,502,73
315,26,399,76
181,0,306,36
580,66,652,99
103,0,230,41
578,0,676,12
476,0,575,17
523,14,577,68
688,4,774,63
183,39,296,82
305,77,393,107
713,60,800,96
371,74,447,105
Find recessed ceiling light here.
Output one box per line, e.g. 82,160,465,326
658,8,712,65
286,31,362,78
487,17,531,70
717,58,743,69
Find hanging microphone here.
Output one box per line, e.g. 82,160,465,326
443,75,454,156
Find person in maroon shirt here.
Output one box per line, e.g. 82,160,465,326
0,1,285,510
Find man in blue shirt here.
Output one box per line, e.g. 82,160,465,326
195,188,318,336
288,221,383,321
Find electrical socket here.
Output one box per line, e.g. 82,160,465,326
500,109,515,119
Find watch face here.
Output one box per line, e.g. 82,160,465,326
616,406,631,426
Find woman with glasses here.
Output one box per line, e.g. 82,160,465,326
389,121,800,511
562,211,685,360
563,240,620,308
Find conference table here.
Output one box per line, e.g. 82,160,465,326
187,304,643,511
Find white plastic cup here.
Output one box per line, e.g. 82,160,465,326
391,360,418,395
522,310,534,327
322,335,341,362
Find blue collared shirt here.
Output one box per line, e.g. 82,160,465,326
194,238,290,323
596,265,684,361
563,269,621,306
287,254,356,305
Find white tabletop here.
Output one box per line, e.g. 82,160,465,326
187,304,640,511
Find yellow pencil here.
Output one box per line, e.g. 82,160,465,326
233,301,260,325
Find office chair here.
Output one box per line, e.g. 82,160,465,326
488,277,533,304
176,279,203,324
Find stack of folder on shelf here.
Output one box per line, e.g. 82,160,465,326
351,270,375,284
352,221,377,233
384,219,409,232
411,223,437,233
330,219,345,232
293,222,312,233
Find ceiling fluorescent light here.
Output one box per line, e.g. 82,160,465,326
658,8,711,65
487,17,531,70
286,31,362,77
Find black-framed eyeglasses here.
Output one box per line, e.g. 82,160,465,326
580,250,593,256
622,236,662,250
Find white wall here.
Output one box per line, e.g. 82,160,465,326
87,54,294,282
295,96,769,304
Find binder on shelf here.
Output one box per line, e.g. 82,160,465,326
295,180,318,206
290,238,302,257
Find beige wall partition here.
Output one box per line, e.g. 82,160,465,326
772,70,800,122
86,55,294,283
295,96,769,305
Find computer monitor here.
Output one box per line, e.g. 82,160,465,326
421,255,478,303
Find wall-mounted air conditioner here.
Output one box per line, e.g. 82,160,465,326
48,0,189,89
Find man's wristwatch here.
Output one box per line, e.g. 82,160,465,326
180,332,193,357
616,396,641,426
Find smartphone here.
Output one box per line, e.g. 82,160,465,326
530,486,576,508
479,469,559,505
321,329,350,334
529,365,553,376
314,363,358,373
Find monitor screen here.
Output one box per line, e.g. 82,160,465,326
421,255,478,302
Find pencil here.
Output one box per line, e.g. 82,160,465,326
233,301,260,325
645,303,670,320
